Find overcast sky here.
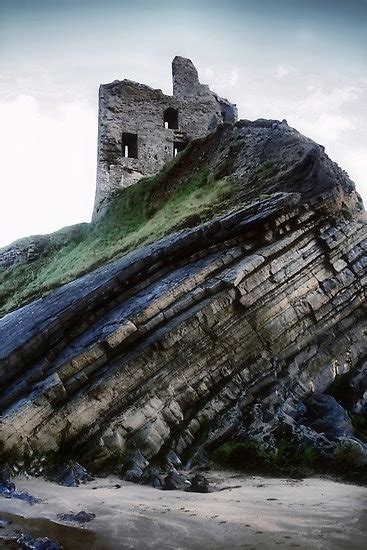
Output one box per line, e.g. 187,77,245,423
0,0,366,247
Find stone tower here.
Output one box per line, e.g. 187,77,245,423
93,56,237,218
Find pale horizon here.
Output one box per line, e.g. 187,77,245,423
1,0,366,247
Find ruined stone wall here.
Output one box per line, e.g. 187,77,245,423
93,57,237,218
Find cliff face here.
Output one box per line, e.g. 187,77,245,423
0,120,366,481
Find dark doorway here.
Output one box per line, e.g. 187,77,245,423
122,133,138,158
173,141,187,157
164,108,179,129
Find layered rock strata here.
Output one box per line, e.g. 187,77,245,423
0,121,366,478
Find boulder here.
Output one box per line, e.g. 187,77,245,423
0,464,39,504
301,394,353,438
57,511,95,524
186,474,210,493
0,517,12,528
166,451,182,468
162,470,191,491
140,468,165,489
47,462,92,487
123,467,143,483
17,534,63,549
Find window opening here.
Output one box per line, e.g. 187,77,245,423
122,132,138,158
164,107,179,129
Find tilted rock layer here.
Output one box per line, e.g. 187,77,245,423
0,120,366,477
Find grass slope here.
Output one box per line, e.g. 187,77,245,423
0,161,234,317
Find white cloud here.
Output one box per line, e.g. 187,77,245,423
337,147,367,197
297,111,355,143
273,65,294,79
295,85,361,115
229,69,239,87
202,67,241,92
203,67,214,79
0,95,97,247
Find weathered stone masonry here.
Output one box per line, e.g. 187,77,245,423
93,56,237,218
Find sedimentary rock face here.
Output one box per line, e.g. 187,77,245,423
0,120,366,480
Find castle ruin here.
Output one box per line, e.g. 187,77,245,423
93,56,238,218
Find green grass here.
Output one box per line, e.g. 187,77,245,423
229,137,247,154
211,439,317,475
0,169,234,317
257,160,278,179
212,441,272,474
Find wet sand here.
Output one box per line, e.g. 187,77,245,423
0,473,366,549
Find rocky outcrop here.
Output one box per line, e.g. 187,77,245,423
0,238,45,268
0,224,86,270
0,120,366,481
0,465,39,504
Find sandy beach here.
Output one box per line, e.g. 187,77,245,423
0,473,366,549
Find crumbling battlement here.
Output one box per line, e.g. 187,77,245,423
93,56,237,218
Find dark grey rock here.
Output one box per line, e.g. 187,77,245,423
123,467,143,483
127,450,149,470
0,517,12,528
47,462,92,487
140,468,165,489
162,470,191,491
0,464,39,504
18,533,64,549
188,449,211,471
186,474,210,493
0,465,15,491
57,510,95,524
166,451,181,468
301,394,353,438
